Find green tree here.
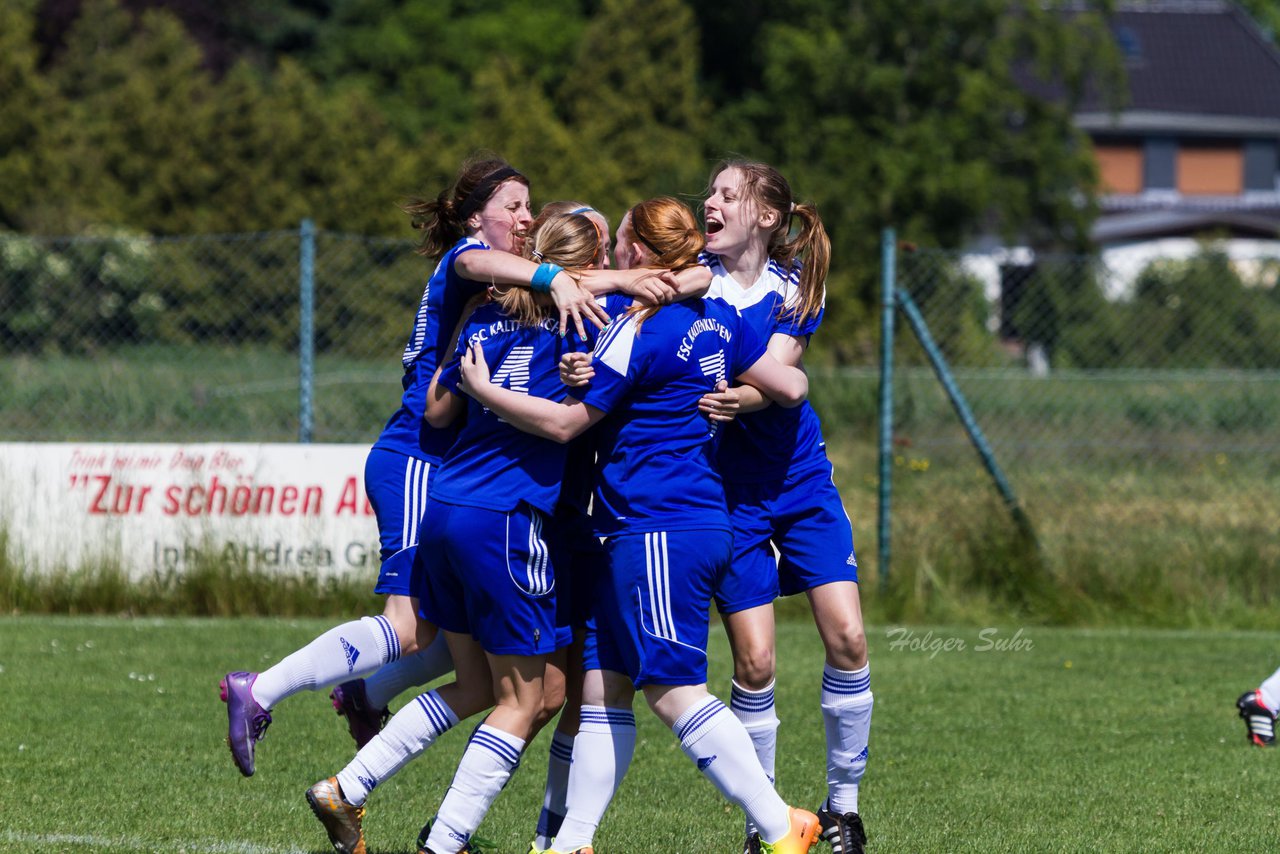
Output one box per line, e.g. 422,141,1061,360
0,0,65,231
706,0,1124,363
43,0,220,232
1237,0,1280,43
556,0,711,218
302,0,587,141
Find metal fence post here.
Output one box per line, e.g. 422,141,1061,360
877,228,896,585
895,287,1035,542
299,219,316,443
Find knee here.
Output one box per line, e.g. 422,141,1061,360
825,623,868,670
733,647,776,691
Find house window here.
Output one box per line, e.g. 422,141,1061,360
1177,143,1243,195
1094,143,1143,194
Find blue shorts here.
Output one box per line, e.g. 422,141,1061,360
587,529,733,688
414,497,566,656
715,462,858,614
365,448,432,596
551,507,606,632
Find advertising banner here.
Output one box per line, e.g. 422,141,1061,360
0,443,380,580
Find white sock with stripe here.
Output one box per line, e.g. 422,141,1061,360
674,696,790,844
1260,667,1280,715
425,724,526,853
363,632,454,709
335,689,457,806
533,730,575,849
251,615,400,710
731,679,779,836
822,663,873,815
551,705,636,851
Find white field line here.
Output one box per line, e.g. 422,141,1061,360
1,831,307,854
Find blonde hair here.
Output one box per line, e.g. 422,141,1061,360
495,212,602,326
708,159,829,324
623,197,705,327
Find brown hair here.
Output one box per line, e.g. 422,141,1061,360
403,155,529,260
495,212,602,327
708,159,830,324
623,197,705,327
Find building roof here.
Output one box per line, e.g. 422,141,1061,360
1094,208,1280,242
1079,2,1280,122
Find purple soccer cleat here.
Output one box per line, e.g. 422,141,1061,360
330,679,389,749
220,671,272,776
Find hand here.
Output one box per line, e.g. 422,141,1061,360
559,351,595,387
622,272,678,306
698,380,740,423
457,342,491,396
551,273,610,339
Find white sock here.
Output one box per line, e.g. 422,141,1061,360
674,696,790,844
426,724,526,853
363,632,454,710
533,730,575,849
551,706,636,851
252,615,400,710
335,690,457,806
1260,667,1280,715
821,663,873,815
731,678,779,835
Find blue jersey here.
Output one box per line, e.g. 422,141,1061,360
701,252,830,483
571,297,767,537
372,237,489,462
557,294,632,516
432,302,590,515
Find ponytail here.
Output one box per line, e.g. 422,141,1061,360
403,156,528,260
772,202,830,325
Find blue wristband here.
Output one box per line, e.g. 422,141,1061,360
531,262,562,293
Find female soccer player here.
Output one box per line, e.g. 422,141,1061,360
702,159,871,854
219,156,606,778
464,197,820,854
305,210,606,854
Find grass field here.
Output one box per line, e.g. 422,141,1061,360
3,615,1278,853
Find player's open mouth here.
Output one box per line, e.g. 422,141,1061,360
705,220,723,235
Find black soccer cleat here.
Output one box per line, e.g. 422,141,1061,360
1237,690,1276,747
817,805,866,854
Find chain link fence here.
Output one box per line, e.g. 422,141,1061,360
4,225,1279,601
0,226,422,443
886,238,1280,609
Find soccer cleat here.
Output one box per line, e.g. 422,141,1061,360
816,804,867,854
220,671,271,777
743,831,763,854
331,679,389,749
306,777,367,854
1237,690,1277,747
760,807,820,854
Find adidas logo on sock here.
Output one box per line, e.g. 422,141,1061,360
697,754,717,771
358,775,376,792
341,637,361,672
